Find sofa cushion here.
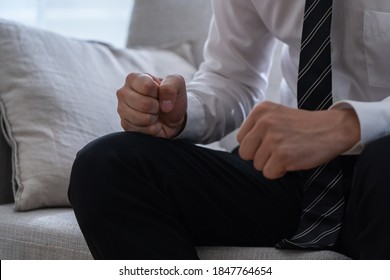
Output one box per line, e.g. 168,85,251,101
197,246,350,260
0,204,92,260
0,19,196,211
0,203,349,260
127,0,213,68
0,200,347,260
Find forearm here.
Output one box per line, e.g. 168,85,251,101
179,0,276,144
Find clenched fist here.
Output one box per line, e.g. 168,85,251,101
237,101,360,179
116,73,188,139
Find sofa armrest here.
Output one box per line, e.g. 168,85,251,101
0,122,14,204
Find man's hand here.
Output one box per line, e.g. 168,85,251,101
236,101,360,179
116,73,187,139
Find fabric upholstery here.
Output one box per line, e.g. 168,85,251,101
0,204,92,259
197,246,349,260
0,203,349,260
126,0,213,67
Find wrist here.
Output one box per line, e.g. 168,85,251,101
332,108,361,152
171,114,187,139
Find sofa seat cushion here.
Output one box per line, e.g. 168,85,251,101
0,204,92,260
0,204,349,260
197,246,350,260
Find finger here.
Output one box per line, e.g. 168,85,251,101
237,101,279,143
128,93,160,115
117,92,159,128
252,141,271,172
238,127,262,161
259,140,291,179
120,107,159,128
236,117,255,144
120,117,162,136
117,88,160,115
262,152,287,179
159,75,185,113
126,73,159,99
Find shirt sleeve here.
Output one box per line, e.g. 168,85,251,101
179,0,276,144
331,97,390,154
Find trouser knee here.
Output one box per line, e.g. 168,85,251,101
68,132,159,216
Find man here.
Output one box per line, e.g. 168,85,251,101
68,0,390,259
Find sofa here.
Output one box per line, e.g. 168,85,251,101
0,0,349,260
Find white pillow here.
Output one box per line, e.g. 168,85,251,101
0,19,196,211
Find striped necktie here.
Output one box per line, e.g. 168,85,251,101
276,0,345,249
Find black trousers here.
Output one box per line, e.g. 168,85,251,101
68,132,390,260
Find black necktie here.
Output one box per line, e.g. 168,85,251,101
276,0,345,249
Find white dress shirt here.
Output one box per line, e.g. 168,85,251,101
180,0,390,153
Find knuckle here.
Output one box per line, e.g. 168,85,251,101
116,88,125,100
167,74,185,83
275,145,291,159
117,104,123,116
125,72,138,84
159,83,176,95
261,100,274,107
254,101,280,116
272,149,285,162
141,114,157,126
261,114,277,127
161,75,185,93
146,124,161,136
238,146,252,161
261,100,279,110
140,79,157,95
254,102,269,113
271,148,292,172
117,103,128,118
253,160,264,171
266,132,283,145
120,119,131,131
139,98,154,112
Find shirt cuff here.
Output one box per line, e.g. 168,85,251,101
330,100,390,154
176,93,206,142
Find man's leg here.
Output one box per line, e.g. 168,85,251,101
68,132,302,260
338,135,390,259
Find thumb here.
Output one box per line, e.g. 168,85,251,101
159,75,184,113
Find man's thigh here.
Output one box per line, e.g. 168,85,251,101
114,133,304,246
